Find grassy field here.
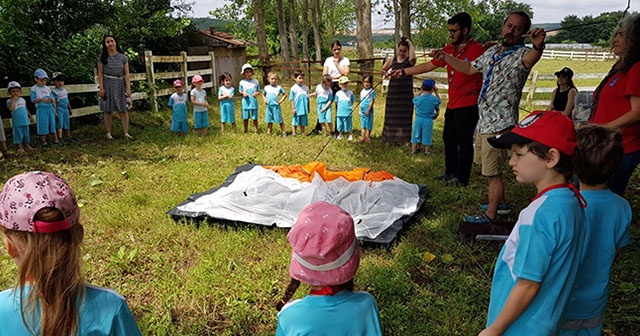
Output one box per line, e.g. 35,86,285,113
0,58,638,335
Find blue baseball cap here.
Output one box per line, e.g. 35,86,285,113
34,69,49,79
421,79,435,90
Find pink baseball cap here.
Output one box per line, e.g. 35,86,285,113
173,79,184,87
191,75,204,83
288,202,360,286
0,171,79,233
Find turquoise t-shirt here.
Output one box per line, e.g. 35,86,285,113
264,84,285,106
7,98,30,127
51,87,70,115
487,187,585,335
30,85,54,110
413,93,440,119
315,84,333,114
334,89,355,117
359,88,376,115
289,84,309,116
0,284,142,336
276,291,382,336
169,92,188,122
239,78,260,109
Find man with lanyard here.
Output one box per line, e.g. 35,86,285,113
400,12,484,187
431,11,546,223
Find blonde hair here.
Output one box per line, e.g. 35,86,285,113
1,207,85,336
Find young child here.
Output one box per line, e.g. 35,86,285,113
190,75,209,136
239,63,260,133
0,171,142,335
218,72,236,133
312,75,334,136
7,81,35,153
263,71,286,137
482,111,586,336
359,74,376,142
560,126,631,336
275,201,382,336
334,76,355,140
411,79,440,155
169,79,188,135
289,71,309,137
51,72,73,142
31,69,59,147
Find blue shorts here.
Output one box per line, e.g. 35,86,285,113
13,125,30,144
57,110,70,130
412,116,433,145
360,111,373,130
194,111,209,129
242,108,258,120
336,116,352,132
220,104,235,124
171,120,188,133
266,105,284,124
318,108,333,124
292,114,308,127
37,107,56,135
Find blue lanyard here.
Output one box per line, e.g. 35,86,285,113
479,44,524,100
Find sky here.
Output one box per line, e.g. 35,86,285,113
192,0,637,26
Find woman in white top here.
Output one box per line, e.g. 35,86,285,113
316,40,350,133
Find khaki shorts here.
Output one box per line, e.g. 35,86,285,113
0,118,6,142
478,132,509,177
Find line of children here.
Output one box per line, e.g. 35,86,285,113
31,69,59,147
263,71,286,137
51,72,73,142
289,71,310,137
218,72,236,133
7,82,35,154
334,76,355,141
190,75,209,136
240,64,261,133
169,79,189,135
411,79,440,155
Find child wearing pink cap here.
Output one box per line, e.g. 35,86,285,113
169,79,188,135
0,171,142,335
190,75,209,136
275,201,382,336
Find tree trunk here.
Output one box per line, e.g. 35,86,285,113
356,0,374,87
399,0,411,40
326,0,335,38
288,0,299,61
300,0,310,67
253,0,270,83
310,0,322,61
275,0,290,76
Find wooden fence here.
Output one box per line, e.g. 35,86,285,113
1,50,607,129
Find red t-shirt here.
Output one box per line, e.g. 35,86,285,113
430,39,485,109
591,62,640,153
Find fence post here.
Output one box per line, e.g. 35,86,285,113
209,51,216,93
144,50,158,113
525,70,538,108
180,51,188,88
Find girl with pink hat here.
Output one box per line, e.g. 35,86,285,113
190,75,209,136
275,201,382,335
0,171,142,335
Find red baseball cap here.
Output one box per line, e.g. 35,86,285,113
488,110,577,155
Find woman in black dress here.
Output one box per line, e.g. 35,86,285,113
548,67,577,117
381,37,416,144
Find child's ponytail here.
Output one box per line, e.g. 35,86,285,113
276,278,300,311
3,207,85,336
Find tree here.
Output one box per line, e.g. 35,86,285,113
253,0,271,83
356,0,375,75
274,0,291,65
288,0,299,60
310,0,323,61
550,11,624,44
300,0,311,65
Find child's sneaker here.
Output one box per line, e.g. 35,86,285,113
412,149,419,154
281,132,287,138
424,151,431,156
347,135,353,141
479,203,513,215
124,133,133,139
106,133,113,140
336,134,343,140
464,212,495,223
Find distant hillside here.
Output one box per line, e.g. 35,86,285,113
190,17,231,31
533,22,562,31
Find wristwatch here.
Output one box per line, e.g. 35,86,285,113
532,44,545,51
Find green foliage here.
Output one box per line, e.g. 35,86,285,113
548,11,625,44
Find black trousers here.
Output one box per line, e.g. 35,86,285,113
442,105,479,184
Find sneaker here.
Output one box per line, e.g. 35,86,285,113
55,141,64,147
42,143,50,148
479,203,513,215
447,177,467,187
412,149,420,155
124,133,133,139
434,174,454,182
347,135,353,141
281,132,287,138
464,212,495,223
336,134,343,140
424,151,431,156
106,133,113,140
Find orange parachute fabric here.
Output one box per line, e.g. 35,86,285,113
263,162,395,183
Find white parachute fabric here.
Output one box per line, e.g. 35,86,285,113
175,165,421,240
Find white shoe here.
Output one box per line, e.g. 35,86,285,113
347,135,353,141
124,133,133,139
336,134,343,140
106,133,113,140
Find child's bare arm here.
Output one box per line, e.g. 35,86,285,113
479,279,540,336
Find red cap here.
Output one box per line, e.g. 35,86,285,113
488,110,577,155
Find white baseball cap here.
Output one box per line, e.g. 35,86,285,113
241,63,253,74
7,81,21,90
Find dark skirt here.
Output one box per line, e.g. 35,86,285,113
383,76,414,144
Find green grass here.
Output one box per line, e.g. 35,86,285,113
1,59,638,335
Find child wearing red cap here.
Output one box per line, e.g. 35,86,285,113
0,171,142,335
275,201,382,336
481,111,586,336
169,79,188,135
